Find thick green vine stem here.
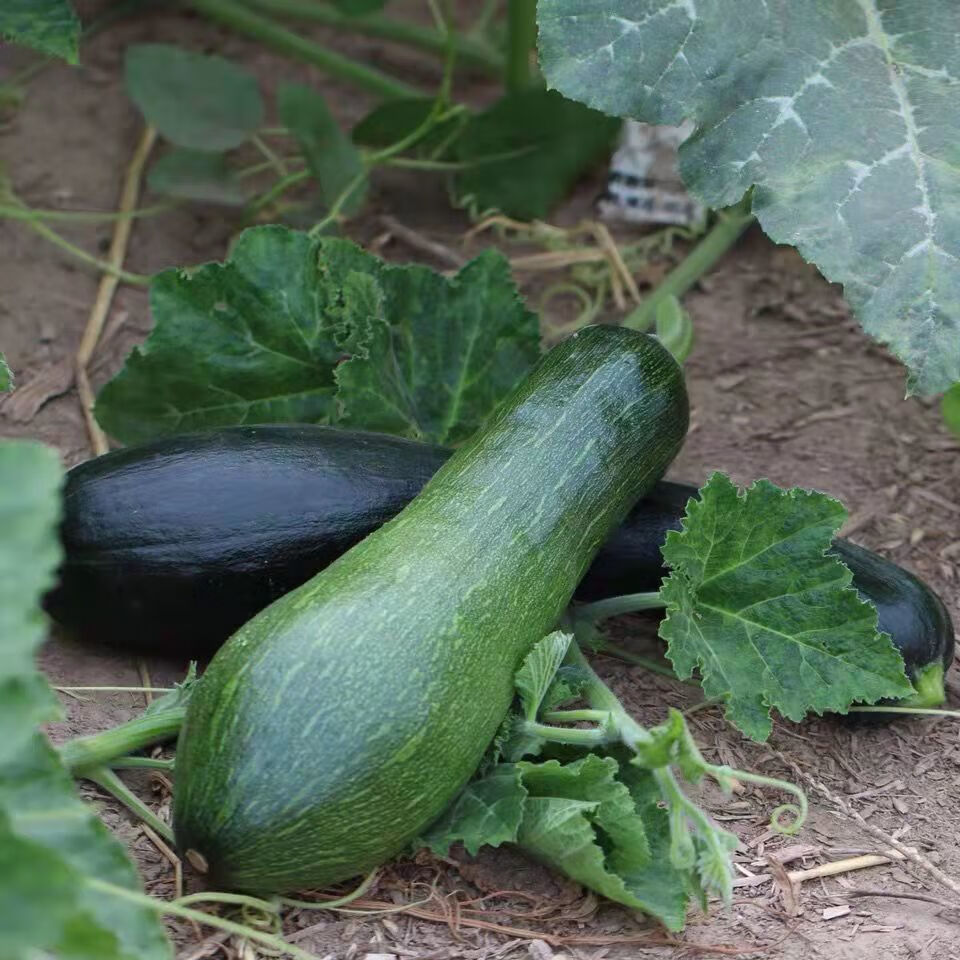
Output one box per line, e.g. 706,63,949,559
59,705,186,775
573,591,666,624
623,194,755,331
506,0,538,91
109,756,175,771
86,767,174,844
239,0,504,73
188,0,419,100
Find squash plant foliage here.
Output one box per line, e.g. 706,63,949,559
2,230,921,955
539,0,960,397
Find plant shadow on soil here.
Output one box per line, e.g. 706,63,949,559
2,3,959,958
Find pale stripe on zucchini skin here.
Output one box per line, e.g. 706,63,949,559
172,325,689,893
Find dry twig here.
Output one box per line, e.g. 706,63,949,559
769,747,960,899
379,215,465,269
141,822,183,899
75,124,156,455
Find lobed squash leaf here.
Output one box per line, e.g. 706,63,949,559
95,227,342,443
333,249,540,444
0,441,172,959
539,0,960,395
659,472,914,741
0,0,80,64
95,227,540,446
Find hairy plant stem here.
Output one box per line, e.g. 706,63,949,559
522,720,608,746
109,756,175,771
564,643,808,833
849,706,960,718
574,591,665,623
86,767,174,843
599,641,681,681
623,194,755,331
237,0,503,73
59,706,187,775
505,0,538,91
186,0,419,100
0,204,172,223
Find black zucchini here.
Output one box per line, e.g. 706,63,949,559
47,428,954,705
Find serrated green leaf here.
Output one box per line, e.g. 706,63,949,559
0,0,79,63
95,227,343,443
455,89,620,220
516,755,689,931
942,383,960,438
125,44,263,151
659,473,913,741
334,249,540,444
418,764,526,857
278,83,366,215
539,0,960,395
96,228,540,446
0,440,171,959
0,353,12,392
515,631,573,721
147,149,245,205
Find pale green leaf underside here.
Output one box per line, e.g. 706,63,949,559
515,631,573,720
0,442,63,762
0,0,80,63
418,763,526,856
0,441,171,958
659,473,913,741
0,353,12,392
539,0,960,395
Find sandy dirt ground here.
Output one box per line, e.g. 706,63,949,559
2,3,959,958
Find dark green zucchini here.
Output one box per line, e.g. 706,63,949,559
46,425,449,654
172,325,689,892
48,429,954,706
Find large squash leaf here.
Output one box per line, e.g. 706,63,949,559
96,227,539,446
333,250,540,444
539,0,960,395
0,441,172,960
659,473,913,740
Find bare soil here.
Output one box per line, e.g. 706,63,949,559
2,4,959,959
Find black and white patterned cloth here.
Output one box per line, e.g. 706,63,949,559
598,121,704,227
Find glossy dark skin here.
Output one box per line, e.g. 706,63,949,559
48,427,954,680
